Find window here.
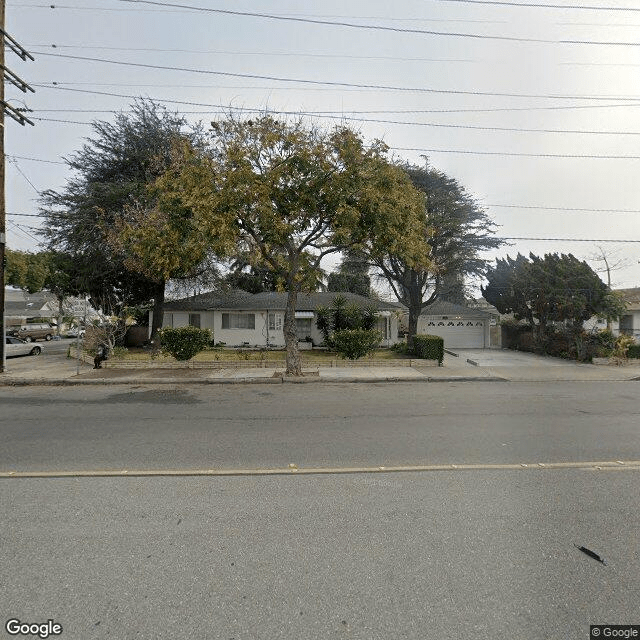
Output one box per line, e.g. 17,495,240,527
295,318,312,340
268,313,283,331
427,322,435,326
189,314,201,328
221,313,255,330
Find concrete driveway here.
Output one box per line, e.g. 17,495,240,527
447,348,640,381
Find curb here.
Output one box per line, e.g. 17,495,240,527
0,375,508,386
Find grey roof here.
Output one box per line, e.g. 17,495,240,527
419,299,495,318
4,301,57,318
4,288,57,307
164,290,402,312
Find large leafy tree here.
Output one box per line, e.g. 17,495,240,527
150,115,429,375
39,100,206,340
482,252,626,337
369,163,503,346
327,248,371,297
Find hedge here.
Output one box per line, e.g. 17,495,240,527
627,343,640,359
159,326,212,361
332,329,382,360
411,334,444,364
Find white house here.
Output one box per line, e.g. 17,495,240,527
416,300,497,349
153,290,403,348
584,287,640,340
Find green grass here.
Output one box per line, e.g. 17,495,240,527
111,347,411,363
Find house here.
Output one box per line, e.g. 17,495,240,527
153,290,403,347
4,288,58,328
584,287,640,340
416,299,498,349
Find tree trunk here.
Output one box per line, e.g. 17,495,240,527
150,281,166,345
407,305,420,351
283,287,302,376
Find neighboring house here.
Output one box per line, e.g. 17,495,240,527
154,290,403,347
584,287,640,340
416,299,497,349
4,288,58,327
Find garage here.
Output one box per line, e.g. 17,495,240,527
416,300,495,349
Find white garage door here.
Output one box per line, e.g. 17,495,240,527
423,320,486,348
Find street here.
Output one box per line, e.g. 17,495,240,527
1,382,639,639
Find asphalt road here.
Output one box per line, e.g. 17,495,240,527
1,382,639,472
2,382,639,639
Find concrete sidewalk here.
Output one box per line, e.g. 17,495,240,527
1,351,640,385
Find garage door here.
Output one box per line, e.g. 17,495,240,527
423,320,486,348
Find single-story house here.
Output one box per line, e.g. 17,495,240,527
416,299,497,349
584,287,640,340
153,290,404,347
4,288,58,327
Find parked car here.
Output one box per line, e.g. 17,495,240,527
11,323,56,342
5,336,43,357
66,327,86,338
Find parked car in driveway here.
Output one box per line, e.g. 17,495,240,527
66,327,86,338
5,336,43,357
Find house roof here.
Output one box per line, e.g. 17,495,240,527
616,288,640,310
419,299,495,318
164,290,402,312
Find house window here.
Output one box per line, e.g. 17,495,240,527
221,313,255,329
428,321,435,326
295,318,312,340
268,313,283,331
189,313,201,328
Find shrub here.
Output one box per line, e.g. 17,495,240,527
627,343,640,359
316,295,378,347
332,329,382,360
411,334,444,364
159,326,212,361
111,346,129,359
613,334,636,360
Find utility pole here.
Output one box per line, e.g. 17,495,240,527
0,0,35,372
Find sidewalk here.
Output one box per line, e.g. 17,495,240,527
2,352,640,385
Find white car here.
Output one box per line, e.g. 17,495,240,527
5,336,43,357
67,328,86,338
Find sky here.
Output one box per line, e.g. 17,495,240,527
5,0,640,295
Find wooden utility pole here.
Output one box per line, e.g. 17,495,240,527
0,0,35,372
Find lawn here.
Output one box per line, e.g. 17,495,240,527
109,347,411,363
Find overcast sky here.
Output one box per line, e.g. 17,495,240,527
5,0,640,292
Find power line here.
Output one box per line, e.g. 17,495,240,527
435,0,640,11
26,93,640,115
497,237,640,242
487,203,640,212
29,54,640,102
115,0,640,45
28,112,640,137
19,5,509,24
7,158,40,193
396,146,640,159
7,155,66,165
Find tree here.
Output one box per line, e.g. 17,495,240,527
39,99,208,341
327,248,371,297
5,250,81,334
155,115,429,375
368,163,503,346
482,252,626,338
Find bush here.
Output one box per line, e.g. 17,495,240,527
111,346,129,359
316,295,378,347
332,329,382,360
411,334,444,364
627,343,640,359
159,326,212,361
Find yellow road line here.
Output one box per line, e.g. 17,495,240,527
1,460,640,478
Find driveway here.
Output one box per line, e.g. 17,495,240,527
447,348,640,381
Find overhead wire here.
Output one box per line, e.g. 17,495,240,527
28,55,640,101
112,0,640,45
